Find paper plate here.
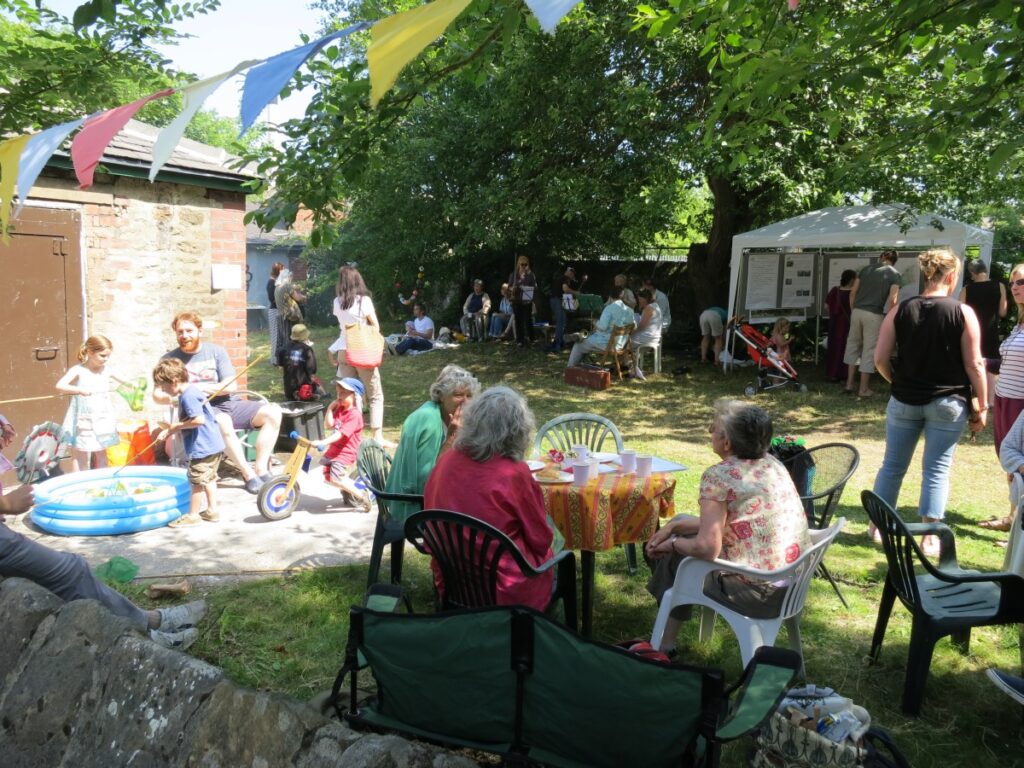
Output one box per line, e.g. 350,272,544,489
589,452,619,463
534,471,573,484
525,460,545,472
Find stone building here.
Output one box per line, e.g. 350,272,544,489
0,120,255,478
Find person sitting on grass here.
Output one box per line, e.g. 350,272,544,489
389,303,435,355
152,358,225,527
315,377,370,512
0,483,207,650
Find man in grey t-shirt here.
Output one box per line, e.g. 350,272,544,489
843,250,901,397
154,311,282,494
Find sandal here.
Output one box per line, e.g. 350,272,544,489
867,523,883,544
978,516,1013,532
919,535,941,558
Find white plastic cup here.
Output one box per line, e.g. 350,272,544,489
619,449,637,473
572,444,589,462
636,454,653,478
573,460,592,486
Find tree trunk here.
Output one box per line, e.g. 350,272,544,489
686,172,757,313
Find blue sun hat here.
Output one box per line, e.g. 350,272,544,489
336,377,366,398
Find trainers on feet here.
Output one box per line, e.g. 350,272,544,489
258,473,273,484
157,599,207,632
150,626,198,651
633,367,647,381
244,477,261,494
168,512,201,528
200,509,220,523
987,669,1024,705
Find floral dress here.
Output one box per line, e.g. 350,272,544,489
700,454,811,570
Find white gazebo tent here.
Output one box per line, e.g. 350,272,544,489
726,203,994,327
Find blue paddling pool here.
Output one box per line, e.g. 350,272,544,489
31,466,190,536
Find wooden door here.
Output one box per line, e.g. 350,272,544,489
0,206,83,485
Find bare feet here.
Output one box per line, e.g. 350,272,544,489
919,535,941,558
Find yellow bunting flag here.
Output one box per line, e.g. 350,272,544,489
368,0,472,107
0,135,31,244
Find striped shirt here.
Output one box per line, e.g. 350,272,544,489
997,325,1024,398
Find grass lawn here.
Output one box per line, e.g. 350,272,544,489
135,325,1024,767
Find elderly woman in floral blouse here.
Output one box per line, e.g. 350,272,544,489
645,399,810,652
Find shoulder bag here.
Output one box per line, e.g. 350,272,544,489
344,297,384,368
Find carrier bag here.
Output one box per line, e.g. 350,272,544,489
344,322,385,368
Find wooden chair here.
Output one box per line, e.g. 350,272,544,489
650,519,846,680
533,413,639,574
356,439,424,591
599,323,635,380
862,490,1024,715
404,508,578,633
781,442,860,608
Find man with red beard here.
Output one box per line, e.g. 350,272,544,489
154,312,281,494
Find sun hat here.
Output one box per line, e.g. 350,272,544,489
335,377,366,398
290,324,310,341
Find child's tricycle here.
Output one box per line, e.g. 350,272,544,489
257,430,371,521
257,430,312,521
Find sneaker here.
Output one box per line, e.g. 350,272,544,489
200,509,220,523
632,367,647,381
157,599,207,632
150,626,198,651
168,512,202,528
244,477,261,494
987,669,1024,706
258,473,273,484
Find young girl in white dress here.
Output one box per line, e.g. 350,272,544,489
55,335,124,472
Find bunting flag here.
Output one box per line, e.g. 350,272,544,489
14,118,85,216
523,0,581,34
0,135,31,243
71,89,174,189
368,0,472,107
151,62,259,181
239,22,370,134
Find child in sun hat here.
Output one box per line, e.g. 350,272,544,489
316,377,370,511
280,323,320,401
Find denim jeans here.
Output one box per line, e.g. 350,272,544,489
872,395,967,520
395,336,433,355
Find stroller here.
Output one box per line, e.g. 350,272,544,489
733,322,806,395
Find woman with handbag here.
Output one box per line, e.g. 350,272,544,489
331,265,388,446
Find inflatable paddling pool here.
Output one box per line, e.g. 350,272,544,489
31,466,190,536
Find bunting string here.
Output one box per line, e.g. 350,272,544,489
0,0,587,241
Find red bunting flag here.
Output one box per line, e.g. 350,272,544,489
71,89,174,189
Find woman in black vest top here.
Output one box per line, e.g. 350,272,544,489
872,249,987,556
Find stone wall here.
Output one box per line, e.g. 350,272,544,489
31,174,250,422
0,578,479,768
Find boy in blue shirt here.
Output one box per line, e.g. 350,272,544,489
153,358,226,526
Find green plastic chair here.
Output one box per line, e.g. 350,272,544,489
533,413,641,574
333,605,800,768
356,439,424,591
862,490,1024,715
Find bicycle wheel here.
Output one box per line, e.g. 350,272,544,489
257,475,300,521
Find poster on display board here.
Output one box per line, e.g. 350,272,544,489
744,252,781,309
820,253,923,316
781,253,815,307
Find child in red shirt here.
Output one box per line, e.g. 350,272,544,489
316,377,369,511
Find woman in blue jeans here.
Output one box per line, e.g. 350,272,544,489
872,248,987,556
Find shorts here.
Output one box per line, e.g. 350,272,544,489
320,457,355,485
212,396,263,430
188,452,222,486
843,308,883,374
699,309,724,337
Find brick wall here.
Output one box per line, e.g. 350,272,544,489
70,176,249,416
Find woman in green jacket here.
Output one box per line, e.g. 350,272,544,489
384,365,480,522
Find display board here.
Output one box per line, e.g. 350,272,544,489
819,252,923,317
735,250,816,324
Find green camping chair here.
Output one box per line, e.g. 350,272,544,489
332,605,800,768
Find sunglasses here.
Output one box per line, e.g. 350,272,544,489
1013,278,1024,287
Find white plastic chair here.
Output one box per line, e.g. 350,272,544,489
633,337,662,374
650,518,845,677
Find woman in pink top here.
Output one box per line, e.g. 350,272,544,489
645,398,810,651
424,386,554,610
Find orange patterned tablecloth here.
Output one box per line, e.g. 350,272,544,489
541,471,676,552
